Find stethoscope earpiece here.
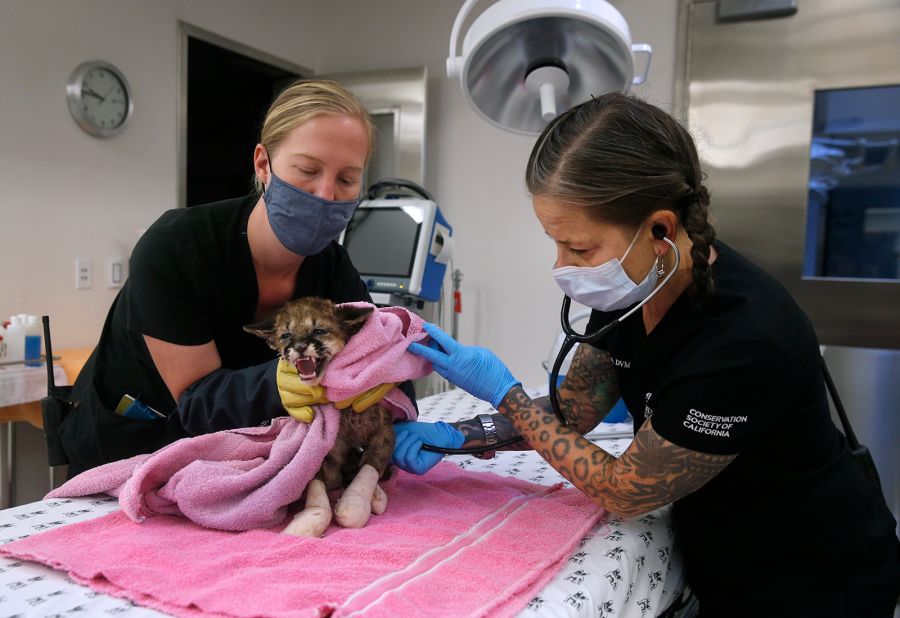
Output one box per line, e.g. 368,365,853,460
652,224,667,240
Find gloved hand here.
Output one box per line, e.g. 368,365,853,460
275,358,327,422
335,382,396,413
408,323,521,408
391,421,465,475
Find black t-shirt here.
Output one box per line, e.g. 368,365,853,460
64,195,371,470
587,242,899,616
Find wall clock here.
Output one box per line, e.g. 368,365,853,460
66,61,134,137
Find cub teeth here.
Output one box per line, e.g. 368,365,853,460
296,356,318,380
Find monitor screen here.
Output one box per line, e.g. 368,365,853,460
804,84,900,281
343,207,423,277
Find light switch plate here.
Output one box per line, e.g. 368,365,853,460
107,257,124,288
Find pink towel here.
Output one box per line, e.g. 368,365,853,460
46,304,432,531
6,463,606,618
323,302,431,404
48,415,339,531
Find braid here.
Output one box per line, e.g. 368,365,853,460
681,185,716,301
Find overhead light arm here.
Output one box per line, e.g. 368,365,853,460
447,0,481,79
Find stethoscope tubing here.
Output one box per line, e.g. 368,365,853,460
421,235,680,454
420,436,524,454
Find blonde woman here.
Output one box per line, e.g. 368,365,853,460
63,80,400,476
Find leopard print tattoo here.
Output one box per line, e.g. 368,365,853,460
498,385,736,518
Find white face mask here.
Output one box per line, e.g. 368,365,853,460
552,226,660,312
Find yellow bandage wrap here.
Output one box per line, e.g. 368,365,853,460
276,359,396,422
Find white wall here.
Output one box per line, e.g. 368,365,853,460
0,0,321,350
1,0,678,388
314,0,679,386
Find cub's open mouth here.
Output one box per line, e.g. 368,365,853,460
294,355,325,381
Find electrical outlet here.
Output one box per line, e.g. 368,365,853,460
75,258,93,289
108,257,124,288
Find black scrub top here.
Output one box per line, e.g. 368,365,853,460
62,195,371,473
587,242,899,617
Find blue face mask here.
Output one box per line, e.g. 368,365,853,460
263,163,359,256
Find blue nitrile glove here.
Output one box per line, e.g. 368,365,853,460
408,323,521,408
391,421,465,475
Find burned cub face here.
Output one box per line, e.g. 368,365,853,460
244,298,373,385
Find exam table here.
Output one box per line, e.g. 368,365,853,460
0,388,686,618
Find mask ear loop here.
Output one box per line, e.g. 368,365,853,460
261,147,275,193
620,223,646,262
623,222,668,277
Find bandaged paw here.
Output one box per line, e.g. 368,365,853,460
334,464,382,528
370,484,388,515
282,479,332,537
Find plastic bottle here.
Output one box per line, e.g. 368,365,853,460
25,315,42,367
5,316,25,365
0,320,8,362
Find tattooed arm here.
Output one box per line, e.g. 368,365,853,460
499,385,736,518
555,344,621,433
450,344,621,450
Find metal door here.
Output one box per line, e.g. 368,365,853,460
678,0,900,526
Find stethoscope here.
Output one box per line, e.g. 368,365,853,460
420,225,680,455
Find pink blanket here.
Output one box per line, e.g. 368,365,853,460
48,416,338,530
5,463,606,618
47,303,431,531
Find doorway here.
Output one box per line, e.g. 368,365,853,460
178,23,310,207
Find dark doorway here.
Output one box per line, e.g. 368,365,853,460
186,36,302,207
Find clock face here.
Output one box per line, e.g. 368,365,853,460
67,61,133,137
80,66,129,131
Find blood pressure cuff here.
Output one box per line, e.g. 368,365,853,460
176,359,419,437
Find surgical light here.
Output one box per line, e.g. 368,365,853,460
447,0,652,135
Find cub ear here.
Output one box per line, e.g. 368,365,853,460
336,305,374,337
243,318,277,340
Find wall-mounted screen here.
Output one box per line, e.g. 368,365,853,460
804,84,900,281
342,207,422,278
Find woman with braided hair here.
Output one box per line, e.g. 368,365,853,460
394,93,900,616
